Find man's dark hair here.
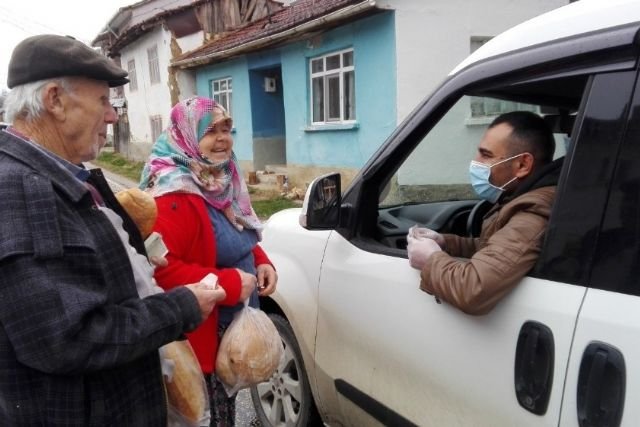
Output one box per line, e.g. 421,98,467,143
489,111,555,165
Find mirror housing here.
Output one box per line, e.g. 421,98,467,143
299,173,341,230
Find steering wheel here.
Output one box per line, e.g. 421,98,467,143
466,200,492,237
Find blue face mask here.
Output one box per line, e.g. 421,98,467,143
468,154,523,203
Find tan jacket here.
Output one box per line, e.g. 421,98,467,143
420,186,556,315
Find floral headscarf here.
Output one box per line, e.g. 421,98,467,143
139,96,262,234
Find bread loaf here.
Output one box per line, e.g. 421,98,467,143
115,188,157,238
216,308,282,390
163,340,207,423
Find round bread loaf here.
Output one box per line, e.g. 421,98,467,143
115,188,157,238
163,340,207,423
216,309,282,388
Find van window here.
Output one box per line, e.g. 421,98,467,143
380,95,567,209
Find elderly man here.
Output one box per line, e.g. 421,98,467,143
408,111,560,315
0,35,249,425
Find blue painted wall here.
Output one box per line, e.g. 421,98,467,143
195,10,396,168
280,11,396,168
195,58,255,161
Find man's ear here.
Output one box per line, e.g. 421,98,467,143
514,152,535,178
41,82,66,121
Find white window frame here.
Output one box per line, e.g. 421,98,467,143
211,77,232,114
150,115,163,142
309,48,355,125
147,45,160,85
127,59,138,92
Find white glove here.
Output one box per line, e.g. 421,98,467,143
407,233,442,270
408,225,446,249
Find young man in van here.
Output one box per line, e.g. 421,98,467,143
407,111,561,315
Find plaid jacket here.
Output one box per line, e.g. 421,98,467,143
0,131,201,426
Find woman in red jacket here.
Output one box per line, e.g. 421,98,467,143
140,96,277,426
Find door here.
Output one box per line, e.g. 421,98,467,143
558,69,640,427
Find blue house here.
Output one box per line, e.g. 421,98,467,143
171,0,567,188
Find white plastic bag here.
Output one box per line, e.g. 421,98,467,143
215,304,284,396
162,340,211,427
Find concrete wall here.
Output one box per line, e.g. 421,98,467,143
385,0,568,122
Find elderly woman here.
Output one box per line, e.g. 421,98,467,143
140,96,277,426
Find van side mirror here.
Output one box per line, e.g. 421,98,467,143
299,173,341,230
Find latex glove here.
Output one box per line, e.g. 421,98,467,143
407,233,442,270
408,225,446,249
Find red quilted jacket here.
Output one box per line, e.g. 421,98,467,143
152,192,272,373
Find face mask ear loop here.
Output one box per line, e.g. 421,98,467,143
498,175,518,190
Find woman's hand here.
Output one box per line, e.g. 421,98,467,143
236,269,257,301
256,264,278,296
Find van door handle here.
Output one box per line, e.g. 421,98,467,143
514,321,554,415
577,342,625,427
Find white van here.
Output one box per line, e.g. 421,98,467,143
251,1,640,425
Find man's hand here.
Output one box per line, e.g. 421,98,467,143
236,268,258,301
407,233,442,270
185,283,227,321
256,264,278,296
408,225,446,249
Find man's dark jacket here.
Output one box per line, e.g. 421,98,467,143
0,131,201,426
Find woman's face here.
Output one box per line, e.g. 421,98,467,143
198,120,233,162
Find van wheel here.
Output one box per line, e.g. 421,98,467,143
250,314,322,426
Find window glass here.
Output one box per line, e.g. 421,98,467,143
147,46,160,85
380,96,561,207
583,71,640,296
309,48,355,124
326,54,340,70
127,59,138,92
311,58,323,73
327,75,341,121
343,51,353,67
344,70,355,120
312,77,324,122
211,77,232,114
150,115,163,142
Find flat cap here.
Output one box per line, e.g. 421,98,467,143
7,34,129,89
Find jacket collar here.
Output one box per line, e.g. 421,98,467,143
0,130,89,204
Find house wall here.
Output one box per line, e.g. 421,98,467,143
280,11,396,171
190,1,568,189
384,0,569,186
121,27,202,161
388,0,568,121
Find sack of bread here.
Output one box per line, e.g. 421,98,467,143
161,340,210,427
215,306,284,396
115,187,158,239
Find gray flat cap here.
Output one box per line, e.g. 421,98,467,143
7,34,129,88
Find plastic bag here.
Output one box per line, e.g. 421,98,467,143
161,340,211,427
215,304,284,396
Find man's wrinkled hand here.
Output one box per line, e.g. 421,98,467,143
185,283,227,321
407,233,442,270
